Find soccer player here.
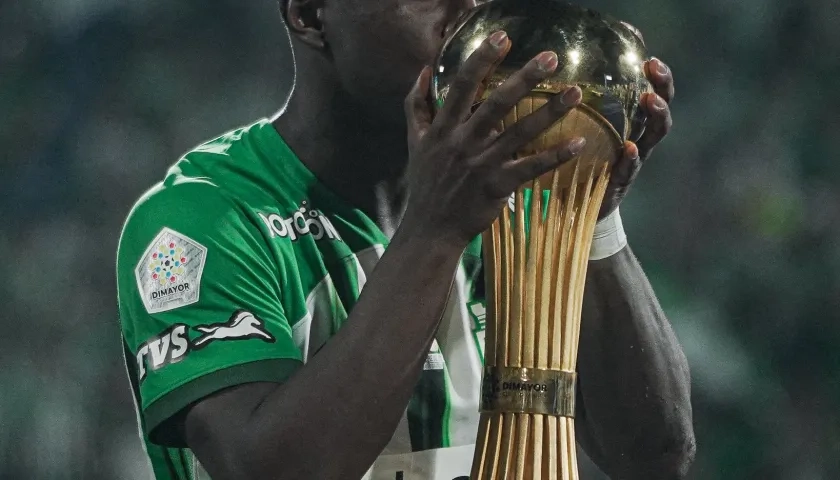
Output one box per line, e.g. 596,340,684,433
116,1,694,479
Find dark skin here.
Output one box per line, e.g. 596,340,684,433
178,1,694,479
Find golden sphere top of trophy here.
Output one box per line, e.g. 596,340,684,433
432,0,652,143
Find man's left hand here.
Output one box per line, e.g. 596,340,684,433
599,57,675,218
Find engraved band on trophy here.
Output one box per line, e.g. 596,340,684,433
432,1,652,478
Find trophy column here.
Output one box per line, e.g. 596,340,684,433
471,100,617,480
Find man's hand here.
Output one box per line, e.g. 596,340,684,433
402,30,586,247
599,57,675,218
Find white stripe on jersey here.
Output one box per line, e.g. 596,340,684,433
435,266,482,447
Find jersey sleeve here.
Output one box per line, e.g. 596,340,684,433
117,180,302,447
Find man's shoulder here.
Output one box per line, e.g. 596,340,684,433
119,119,277,242
185,119,266,162
115,179,242,275
123,178,233,234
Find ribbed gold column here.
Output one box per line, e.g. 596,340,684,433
472,95,619,480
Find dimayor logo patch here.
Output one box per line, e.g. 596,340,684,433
148,241,187,285
135,228,207,314
259,200,342,242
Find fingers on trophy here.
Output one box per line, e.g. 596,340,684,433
432,1,652,479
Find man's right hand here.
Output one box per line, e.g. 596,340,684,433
402,30,585,247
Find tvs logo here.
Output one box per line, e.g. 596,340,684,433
148,241,187,285
135,228,207,314
135,324,190,382
136,310,275,382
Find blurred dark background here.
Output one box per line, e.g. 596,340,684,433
2,0,838,478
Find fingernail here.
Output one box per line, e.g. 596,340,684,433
562,86,582,106
653,95,667,110
653,58,669,76
569,137,586,154
536,51,558,72
489,31,508,49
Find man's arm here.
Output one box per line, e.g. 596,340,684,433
575,246,696,479
183,228,463,480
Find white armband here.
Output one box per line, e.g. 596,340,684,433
589,208,627,261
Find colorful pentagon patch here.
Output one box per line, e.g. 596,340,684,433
135,228,207,314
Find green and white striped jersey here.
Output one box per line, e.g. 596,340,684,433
116,119,488,479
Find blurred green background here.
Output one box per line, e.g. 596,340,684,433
2,0,838,479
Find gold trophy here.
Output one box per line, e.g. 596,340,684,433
432,1,651,478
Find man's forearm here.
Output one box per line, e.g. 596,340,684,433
238,225,465,479
576,246,695,479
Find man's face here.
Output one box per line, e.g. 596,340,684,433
321,0,476,122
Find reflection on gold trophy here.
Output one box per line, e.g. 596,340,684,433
432,1,652,478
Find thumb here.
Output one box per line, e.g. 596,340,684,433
405,66,434,149
610,141,642,188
